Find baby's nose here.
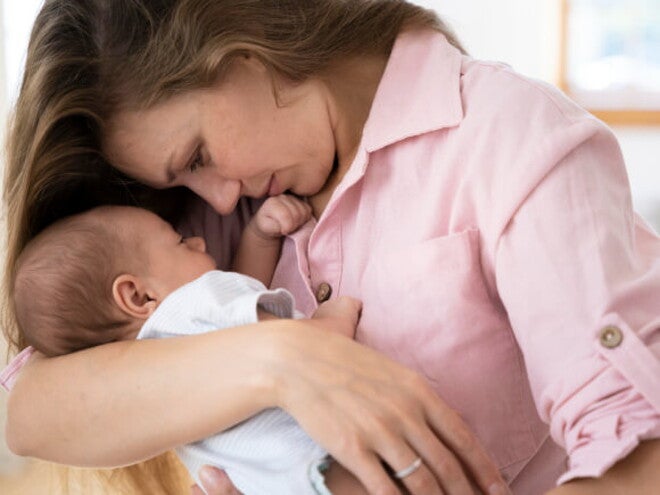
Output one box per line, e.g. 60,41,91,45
186,236,206,252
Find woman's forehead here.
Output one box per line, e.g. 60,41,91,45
104,99,198,186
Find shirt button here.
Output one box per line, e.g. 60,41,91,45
599,326,623,349
315,282,332,303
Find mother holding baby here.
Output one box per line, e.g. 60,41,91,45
2,1,659,494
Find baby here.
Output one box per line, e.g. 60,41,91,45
13,196,365,495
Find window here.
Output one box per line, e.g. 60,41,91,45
559,0,660,125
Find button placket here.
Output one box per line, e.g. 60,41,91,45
308,224,342,306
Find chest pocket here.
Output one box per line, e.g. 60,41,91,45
358,228,542,471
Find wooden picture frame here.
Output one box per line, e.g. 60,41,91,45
558,0,660,126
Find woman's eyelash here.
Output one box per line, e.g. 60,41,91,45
186,148,204,173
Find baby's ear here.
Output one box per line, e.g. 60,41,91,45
112,274,157,320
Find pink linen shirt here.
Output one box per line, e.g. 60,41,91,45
3,30,659,493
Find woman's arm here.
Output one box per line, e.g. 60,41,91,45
6,316,508,495
544,440,660,495
6,322,280,466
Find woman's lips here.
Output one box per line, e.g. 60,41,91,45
268,175,283,196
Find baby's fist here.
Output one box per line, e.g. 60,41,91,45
251,194,312,239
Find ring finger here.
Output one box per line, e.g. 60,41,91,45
401,419,478,495
380,441,444,495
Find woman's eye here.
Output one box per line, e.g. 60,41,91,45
187,149,204,173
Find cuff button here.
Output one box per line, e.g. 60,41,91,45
599,326,623,349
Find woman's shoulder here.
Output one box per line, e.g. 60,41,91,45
460,56,601,132
456,55,616,183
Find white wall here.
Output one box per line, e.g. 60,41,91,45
413,0,660,230
0,1,5,122
414,0,562,82
2,0,42,106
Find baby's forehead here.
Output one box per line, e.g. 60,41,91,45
97,205,169,229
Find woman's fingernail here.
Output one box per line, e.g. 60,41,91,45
199,466,222,489
489,482,511,495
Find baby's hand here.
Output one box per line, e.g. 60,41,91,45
250,194,312,240
312,296,362,339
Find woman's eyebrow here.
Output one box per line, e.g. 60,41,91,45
164,138,198,184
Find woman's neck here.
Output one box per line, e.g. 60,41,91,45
308,54,388,218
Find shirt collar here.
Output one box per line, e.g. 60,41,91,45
362,30,464,153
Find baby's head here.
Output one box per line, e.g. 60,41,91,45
14,206,216,356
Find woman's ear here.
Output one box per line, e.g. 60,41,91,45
112,274,158,320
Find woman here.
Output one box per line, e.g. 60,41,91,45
3,1,659,494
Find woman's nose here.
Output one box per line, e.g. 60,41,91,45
185,236,207,252
190,177,241,215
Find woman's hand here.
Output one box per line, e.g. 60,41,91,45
186,310,509,495
265,315,510,495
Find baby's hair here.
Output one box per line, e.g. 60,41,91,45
13,206,142,356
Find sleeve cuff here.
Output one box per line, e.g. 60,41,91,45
557,405,660,484
0,347,35,392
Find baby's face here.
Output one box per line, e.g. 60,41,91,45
130,209,217,299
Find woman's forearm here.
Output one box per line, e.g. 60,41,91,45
7,312,509,495
6,322,286,466
544,439,660,495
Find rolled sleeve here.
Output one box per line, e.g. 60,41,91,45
0,347,35,392
494,122,660,484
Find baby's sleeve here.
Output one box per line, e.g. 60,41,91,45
137,271,295,340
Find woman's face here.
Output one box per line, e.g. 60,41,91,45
104,57,337,214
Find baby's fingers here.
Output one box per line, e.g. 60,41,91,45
196,466,242,495
278,194,312,229
268,194,311,234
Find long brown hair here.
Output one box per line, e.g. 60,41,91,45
4,0,463,352
2,1,463,493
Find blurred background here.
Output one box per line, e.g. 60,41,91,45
0,0,659,492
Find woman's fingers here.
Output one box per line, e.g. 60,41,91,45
367,400,470,495
418,382,510,495
312,296,362,336
382,446,446,495
275,324,509,495
348,451,402,495
196,466,242,495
